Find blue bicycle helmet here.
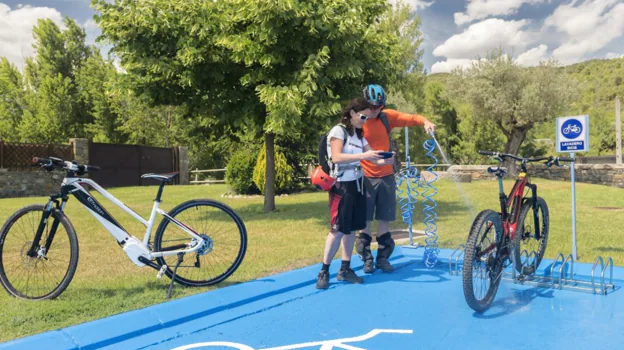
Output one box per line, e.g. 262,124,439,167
363,84,386,107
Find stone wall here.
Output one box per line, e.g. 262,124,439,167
447,164,624,188
1,138,190,198
0,169,63,198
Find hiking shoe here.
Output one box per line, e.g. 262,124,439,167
316,270,329,289
363,260,375,273
376,259,394,273
337,268,364,284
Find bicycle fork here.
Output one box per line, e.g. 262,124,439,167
27,197,67,259
526,183,541,241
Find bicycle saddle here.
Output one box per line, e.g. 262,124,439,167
487,167,507,174
141,172,179,182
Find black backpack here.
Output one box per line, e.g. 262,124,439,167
318,124,348,175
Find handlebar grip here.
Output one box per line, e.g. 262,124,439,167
478,150,497,156
32,157,63,166
77,164,100,172
32,157,50,165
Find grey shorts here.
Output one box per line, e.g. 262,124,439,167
364,175,396,222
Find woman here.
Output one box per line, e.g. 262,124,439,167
316,98,395,289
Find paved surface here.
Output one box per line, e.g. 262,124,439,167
2,247,623,350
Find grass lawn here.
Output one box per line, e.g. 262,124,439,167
0,179,623,342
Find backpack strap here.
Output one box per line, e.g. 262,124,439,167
328,124,349,173
338,123,348,143
378,112,392,152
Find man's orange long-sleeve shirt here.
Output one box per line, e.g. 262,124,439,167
361,109,427,178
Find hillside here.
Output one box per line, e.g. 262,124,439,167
425,57,624,157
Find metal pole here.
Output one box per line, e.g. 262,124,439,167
570,152,577,261
617,96,622,165
405,127,412,245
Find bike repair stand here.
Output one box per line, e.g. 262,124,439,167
396,127,421,249
394,128,440,267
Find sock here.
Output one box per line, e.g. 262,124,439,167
321,263,330,272
341,260,350,270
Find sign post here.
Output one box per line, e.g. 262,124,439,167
556,115,589,261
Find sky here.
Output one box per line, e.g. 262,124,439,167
1,0,623,73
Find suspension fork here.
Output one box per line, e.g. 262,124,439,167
527,183,541,240
26,195,66,258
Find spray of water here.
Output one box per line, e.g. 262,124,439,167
429,132,476,218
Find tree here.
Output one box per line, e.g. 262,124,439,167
449,50,578,174
14,18,96,142
0,58,25,141
94,0,413,211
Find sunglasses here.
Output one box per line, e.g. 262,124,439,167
357,113,370,120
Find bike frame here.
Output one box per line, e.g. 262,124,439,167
27,174,205,261
478,161,541,260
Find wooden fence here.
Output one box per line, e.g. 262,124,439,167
0,140,73,170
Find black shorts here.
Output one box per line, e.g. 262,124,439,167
365,175,397,221
328,180,367,234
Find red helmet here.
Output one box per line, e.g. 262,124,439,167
311,165,337,191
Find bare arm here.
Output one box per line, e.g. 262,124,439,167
331,138,382,163
363,144,395,165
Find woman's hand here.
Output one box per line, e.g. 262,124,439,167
361,150,383,161
376,152,395,165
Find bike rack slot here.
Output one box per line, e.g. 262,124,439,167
451,250,616,295
449,244,465,276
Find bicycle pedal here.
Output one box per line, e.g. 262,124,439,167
157,265,168,279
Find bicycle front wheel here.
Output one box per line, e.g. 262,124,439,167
462,209,504,313
154,199,247,287
0,205,79,300
513,197,549,275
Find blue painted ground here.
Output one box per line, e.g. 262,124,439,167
2,247,623,350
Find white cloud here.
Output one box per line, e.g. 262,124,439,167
388,0,434,11
545,0,624,64
83,18,100,46
433,19,535,59
606,52,624,60
515,44,549,66
0,3,64,69
454,0,545,26
431,58,479,73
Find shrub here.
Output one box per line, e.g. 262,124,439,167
225,145,261,194
253,144,293,194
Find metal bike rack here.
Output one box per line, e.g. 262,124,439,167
449,244,465,276
448,245,616,295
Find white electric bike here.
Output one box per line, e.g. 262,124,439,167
0,157,247,300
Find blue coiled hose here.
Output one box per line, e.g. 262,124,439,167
396,166,420,231
421,137,440,268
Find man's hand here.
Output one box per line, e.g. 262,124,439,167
423,120,436,134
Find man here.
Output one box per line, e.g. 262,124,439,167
356,84,436,273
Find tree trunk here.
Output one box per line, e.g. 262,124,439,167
263,132,276,212
504,128,527,176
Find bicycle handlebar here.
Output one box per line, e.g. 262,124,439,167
32,157,100,173
479,151,578,169
478,150,549,163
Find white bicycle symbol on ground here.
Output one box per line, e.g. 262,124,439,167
171,329,413,350
563,124,581,135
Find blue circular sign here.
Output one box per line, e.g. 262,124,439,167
561,119,582,139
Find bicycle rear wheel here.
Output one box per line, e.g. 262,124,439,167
462,209,504,313
0,205,79,300
154,199,247,287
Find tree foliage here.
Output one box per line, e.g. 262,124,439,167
93,0,420,211
448,50,577,173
